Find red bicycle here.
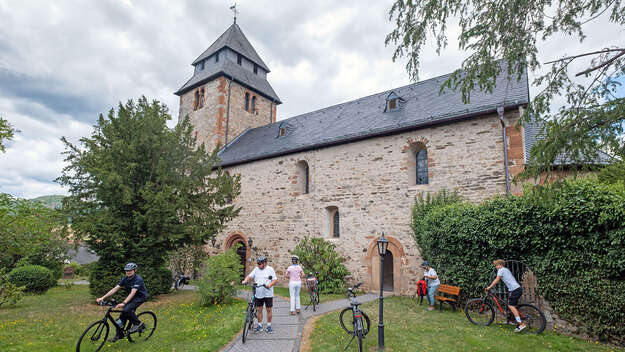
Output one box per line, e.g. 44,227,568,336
465,289,546,334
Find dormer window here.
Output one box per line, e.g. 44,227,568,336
280,127,287,136
199,60,205,71
384,91,403,112
277,122,291,138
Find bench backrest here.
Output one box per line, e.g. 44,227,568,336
437,284,461,296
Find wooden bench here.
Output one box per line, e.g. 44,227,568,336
434,284,461,311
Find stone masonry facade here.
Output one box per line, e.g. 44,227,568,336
201,108,525,296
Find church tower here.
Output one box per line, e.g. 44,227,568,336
175,23,281,151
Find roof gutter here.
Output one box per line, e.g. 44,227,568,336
498,106,511,197
218,102,526,168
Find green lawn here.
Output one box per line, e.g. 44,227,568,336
307,296,623,352
0,285,245,351
273,286,348,306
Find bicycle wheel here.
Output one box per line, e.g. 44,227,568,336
242,306,253,343
465,298,495,326
175,278,184,290
127,311,157,342
339,308,371,336
517,304,546,334
311,292,317,312
76,321,109,352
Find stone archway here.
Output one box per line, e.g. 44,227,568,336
366,235,407,295
224,232,252,277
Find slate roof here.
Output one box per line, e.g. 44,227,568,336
175,59,281,102
217,64,530,167
192,23,270,72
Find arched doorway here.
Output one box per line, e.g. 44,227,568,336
224,232,251,277
382,251,394,292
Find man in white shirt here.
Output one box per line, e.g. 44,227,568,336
421,261,440,311
486,259,526,332
242,256,278,334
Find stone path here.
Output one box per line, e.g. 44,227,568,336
221,291,381,352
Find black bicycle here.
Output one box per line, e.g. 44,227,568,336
465,289,546,334
76,299,157,352
174,272,191,290
305,272,320,312
339,283,371,352
241,283,265,343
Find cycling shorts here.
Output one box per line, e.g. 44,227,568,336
508,287,523,307
254,297,273,308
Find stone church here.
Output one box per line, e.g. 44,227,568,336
175,23,531,295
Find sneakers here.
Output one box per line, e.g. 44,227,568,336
514,323,527,333
266,326,274,334
128,322,145,334
254,325,263,334
427,306,435,311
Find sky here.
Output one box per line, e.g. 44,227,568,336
0,0,623,198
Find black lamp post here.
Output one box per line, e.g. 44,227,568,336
247,237,253,248
377,232,389,351
211,237,217,247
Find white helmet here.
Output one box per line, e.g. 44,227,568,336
291,255,299,262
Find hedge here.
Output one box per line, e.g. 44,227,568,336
413,179,625,345
7,265,56,294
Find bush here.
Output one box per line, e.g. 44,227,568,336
88,260,172,299
81,262,97,277
0,268,24,307
7,265,56,294
197,248,242,306
413,179,625,345
293,237,350,294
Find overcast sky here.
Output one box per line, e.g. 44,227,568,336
1,0,623,198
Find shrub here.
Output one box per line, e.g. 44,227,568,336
7,265,56,294
0,268,24,307
293,237,350,294
197,248,242,306
413,179,625,344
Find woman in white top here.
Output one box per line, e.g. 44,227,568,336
285,255,305,315
421,260,440,311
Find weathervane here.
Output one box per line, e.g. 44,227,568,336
230,2,238,24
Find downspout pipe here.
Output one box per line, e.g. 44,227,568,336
498,106,511,196
225,75,233,148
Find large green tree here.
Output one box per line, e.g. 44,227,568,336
57,97,240,296
0,117,17,153
386,0,625,176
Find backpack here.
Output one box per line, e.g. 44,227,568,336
417,279,428,297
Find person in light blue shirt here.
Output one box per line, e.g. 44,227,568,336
486,259,526,332
421,261,440,311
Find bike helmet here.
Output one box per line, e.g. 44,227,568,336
256,255,268,264
291,255,299,262
124,262,138,271
420,260,430,268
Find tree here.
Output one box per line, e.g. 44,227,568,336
0,193,69,277
386,0,625,176
0,117,17,153
57,97,240,296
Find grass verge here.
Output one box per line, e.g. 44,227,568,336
0,285,245,351
307,296,623,352
273,286,348,307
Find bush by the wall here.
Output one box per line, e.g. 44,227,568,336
293,237,350,294
413,179,625,345
197,248,242,305
7,265,56,294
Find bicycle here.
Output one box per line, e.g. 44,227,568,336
304,272,320,312
76,299,157,352
339,283,371,352
241,283,265,343
174,272,191,290
465,289,546,334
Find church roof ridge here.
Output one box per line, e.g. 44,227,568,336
192,23,270,72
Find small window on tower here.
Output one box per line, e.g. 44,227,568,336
215,52,219,63
251,96,256,113
237,54,242,65
253,64,258,74
200,60,205,70
244,93,250,111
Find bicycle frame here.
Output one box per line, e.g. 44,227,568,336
484,290,523,322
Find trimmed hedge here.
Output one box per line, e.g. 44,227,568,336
7,265,56,294
413,179,625,344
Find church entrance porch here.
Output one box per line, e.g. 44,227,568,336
366,235,407,295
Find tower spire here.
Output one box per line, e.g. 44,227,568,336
230,3,238,24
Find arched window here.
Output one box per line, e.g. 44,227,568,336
333,210,340,238
296,160,310,194
199,88,205,109
244,93,250,111
251,96,256,113
417,149,428,185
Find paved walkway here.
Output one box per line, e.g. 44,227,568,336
221,291,382,352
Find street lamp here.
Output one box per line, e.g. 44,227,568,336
247,237,253,248
377,232,388,351
211,237,217,247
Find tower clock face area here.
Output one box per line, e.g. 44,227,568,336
175,23,281,152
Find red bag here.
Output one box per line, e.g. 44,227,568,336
417,279,428,297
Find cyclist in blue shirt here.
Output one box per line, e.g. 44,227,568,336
96,262,149,342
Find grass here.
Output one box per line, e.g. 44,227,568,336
0,285,245,351
307,296,623,352
273,285,348,306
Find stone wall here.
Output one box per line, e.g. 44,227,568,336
178,77,276,152
207,109,525,295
